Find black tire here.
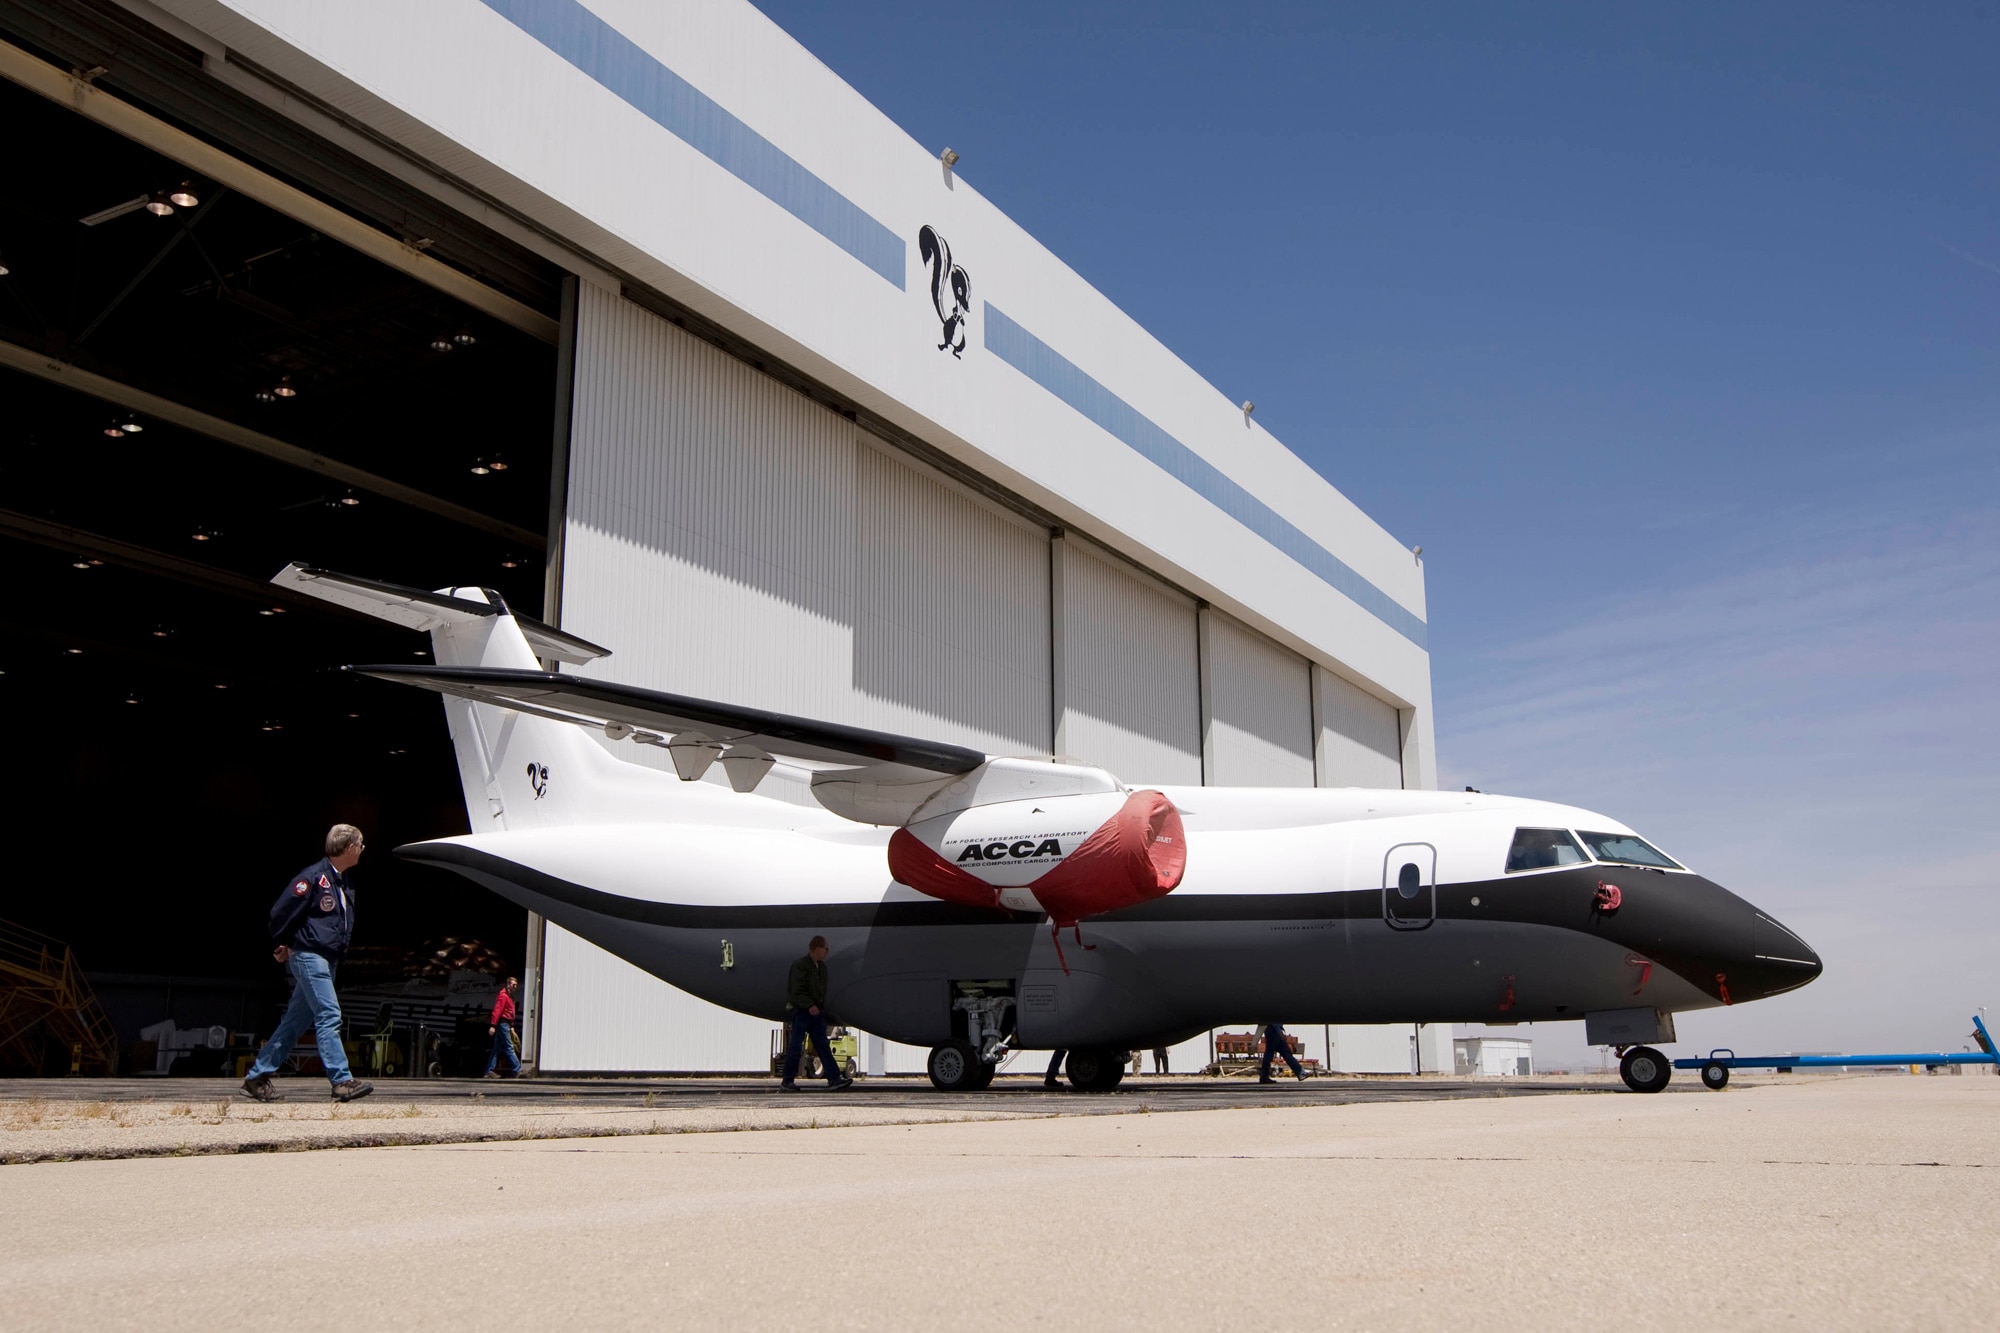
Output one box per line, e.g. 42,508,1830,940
1065,1047,1128,1092
1620,1045,1672,1093
927,1041,981,1091
967,1060,996,1090
1701,1061,1730,1091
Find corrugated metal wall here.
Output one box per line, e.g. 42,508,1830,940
852,438,1051,752
1052,536,1202,784
1199,609,1315,787
1313,666,1406,789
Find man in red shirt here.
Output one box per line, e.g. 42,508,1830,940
483,976,523,1079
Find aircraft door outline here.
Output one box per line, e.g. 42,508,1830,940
1383,843,1437,931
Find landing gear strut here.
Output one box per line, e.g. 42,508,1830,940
1619,1045,1672,1093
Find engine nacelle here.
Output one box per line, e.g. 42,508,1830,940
888,762,1186,925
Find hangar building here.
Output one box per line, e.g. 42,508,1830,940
0,0,1441,1078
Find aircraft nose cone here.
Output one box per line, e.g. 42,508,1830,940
1744,906,1823,998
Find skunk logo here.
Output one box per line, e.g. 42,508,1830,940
917,224,970,358
526,762,549,800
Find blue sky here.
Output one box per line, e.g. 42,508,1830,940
753,2,2000,1061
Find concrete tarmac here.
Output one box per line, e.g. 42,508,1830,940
3,1074,1993,1330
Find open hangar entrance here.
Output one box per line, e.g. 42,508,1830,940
0,3,563,1074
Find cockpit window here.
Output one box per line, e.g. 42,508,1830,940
1577,831,1682,869
1505,828,1586,872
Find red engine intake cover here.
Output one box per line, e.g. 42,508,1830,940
888,789,1187,926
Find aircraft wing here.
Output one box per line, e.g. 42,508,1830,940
351,664,988,821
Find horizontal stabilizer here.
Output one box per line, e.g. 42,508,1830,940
351,664,988,781
271,564,609,665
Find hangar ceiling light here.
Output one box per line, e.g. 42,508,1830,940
429,333,455,352
273,375,297,398
453,328,477,347
144,191,175,217
167,182,199,208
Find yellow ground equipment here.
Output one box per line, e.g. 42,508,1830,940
0,918,119,1075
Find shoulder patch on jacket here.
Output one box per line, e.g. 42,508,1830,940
318,873,331,889
294,883,310,896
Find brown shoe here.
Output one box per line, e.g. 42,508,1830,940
240,1075,282,1103
331,1080,374,1103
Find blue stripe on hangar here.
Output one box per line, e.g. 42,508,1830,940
984,305,1428,649
478,0,905,287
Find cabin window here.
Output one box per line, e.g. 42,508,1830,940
1505,827,1586,872
1577,830,1682,869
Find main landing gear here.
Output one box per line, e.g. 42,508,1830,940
925,1044,1130,1092
926,1041,996,1091
1618,1045,1672,1093
1059,1047,1125,1093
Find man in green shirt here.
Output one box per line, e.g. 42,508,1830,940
779,935,853,1092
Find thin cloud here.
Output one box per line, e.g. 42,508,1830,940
1437,470,2000,1057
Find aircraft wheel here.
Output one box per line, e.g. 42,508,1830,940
1065,1047,1127,1092
1620,1045,1672,1093
1700,1061,1731,1091
926,1041,981,1091
967,1060,996,1091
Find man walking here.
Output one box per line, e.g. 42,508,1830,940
484,976,523,1078
241,825,373,1103
1258,1022,1309,1083
778,936,853,1092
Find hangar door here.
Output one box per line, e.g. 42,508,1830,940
1314,667,1406,789
1053,536,1201,785
541,283,1051,1071
1200,609,1315,787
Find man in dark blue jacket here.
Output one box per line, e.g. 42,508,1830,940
241,824,373,1103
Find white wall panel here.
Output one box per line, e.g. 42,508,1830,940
562,281,860,721
1314,666,1406,790
1053,538,1201,785
852,440,1050,753
538,923,772,1071
1201,610,1314,788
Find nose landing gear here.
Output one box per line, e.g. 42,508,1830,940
1619,1045,1672,1093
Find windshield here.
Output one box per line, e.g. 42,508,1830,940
1577,830,1682,869
1505,828,1587,872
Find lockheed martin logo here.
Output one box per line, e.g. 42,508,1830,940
918,224,970,358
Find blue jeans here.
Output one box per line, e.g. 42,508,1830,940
248,950,351,1085
484,1021,522,1075
1260,1025,1304,1079
780,1008,842,1085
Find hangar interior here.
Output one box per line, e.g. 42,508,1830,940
1,0,1440,1080
0,1,554,1073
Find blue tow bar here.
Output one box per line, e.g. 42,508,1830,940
1671,1014,1998,1088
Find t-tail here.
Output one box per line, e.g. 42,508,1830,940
270,564,746,831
